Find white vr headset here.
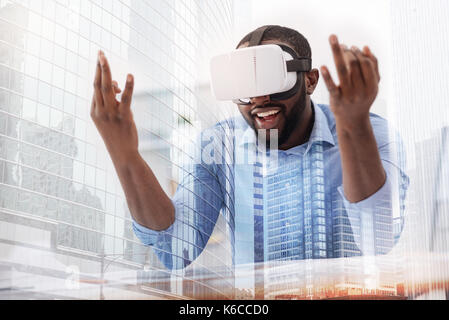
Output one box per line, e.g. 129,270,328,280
210,26,312,105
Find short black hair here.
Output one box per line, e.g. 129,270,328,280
236,25,312,59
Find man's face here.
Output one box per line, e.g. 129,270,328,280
236,40,308,147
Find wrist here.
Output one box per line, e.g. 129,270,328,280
108,146,141,166
335,114,373,136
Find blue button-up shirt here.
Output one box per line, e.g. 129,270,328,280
133,103,409,270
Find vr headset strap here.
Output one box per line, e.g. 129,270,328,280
248,26,271,46
286,59,312,73
249,27,312,72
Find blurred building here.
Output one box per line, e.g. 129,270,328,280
390,0,449,300
402,127,449,299
0,0,235,299
242,135,402,300
1,0,447,301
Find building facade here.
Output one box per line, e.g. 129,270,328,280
0,0,235,299
390,0,449,300
260,139,401,300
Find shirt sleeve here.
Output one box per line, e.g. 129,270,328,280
132,130,226,270
337,138,410,256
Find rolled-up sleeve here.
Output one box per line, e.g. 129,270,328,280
131,162,225,270
131,125,228,270
132,214,173,247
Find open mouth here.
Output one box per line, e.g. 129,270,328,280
253,109,282,129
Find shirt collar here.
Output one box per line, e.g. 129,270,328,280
308,102,335,147
237,102,335,152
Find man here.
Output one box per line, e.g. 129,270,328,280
91,25,409,270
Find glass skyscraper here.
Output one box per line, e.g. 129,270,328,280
0,0,235,299
389,0,449,300
262,143,326,299
1,0,448,301
250,118,405,299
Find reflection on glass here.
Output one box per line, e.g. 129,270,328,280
0,0,235,299
0,0,448,301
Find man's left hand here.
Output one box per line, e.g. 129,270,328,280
321,34,380,128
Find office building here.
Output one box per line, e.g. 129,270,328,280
260,139,403,299
389,0,449,299
0,0,235,299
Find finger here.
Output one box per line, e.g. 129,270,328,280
90,95,96,118
339,45,352,70
329,35,350,87
120,74,134,111
112,80,122,94
340,44,353,71
98,51,116,108
320,66,341,98
353,49,377,91
347,46,365,88
93,54,104,108
363,46,380,82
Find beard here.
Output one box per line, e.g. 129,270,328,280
277,92,307,147
249,90,308,150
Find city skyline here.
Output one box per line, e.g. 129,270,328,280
0,0,448,300
0,0,236,300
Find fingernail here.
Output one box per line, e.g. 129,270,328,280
330,35,338,45
127,74,133,82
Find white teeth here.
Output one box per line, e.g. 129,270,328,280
256,110,280,118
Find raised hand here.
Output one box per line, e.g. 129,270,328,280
320,35,380,125
91,51,139,163
320,35,386,203
89,51,174,231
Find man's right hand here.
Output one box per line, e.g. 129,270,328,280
91,51,139,164
90,50,175,231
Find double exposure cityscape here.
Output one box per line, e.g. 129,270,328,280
0,0,448,300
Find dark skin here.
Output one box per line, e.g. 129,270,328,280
91,34,386,233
